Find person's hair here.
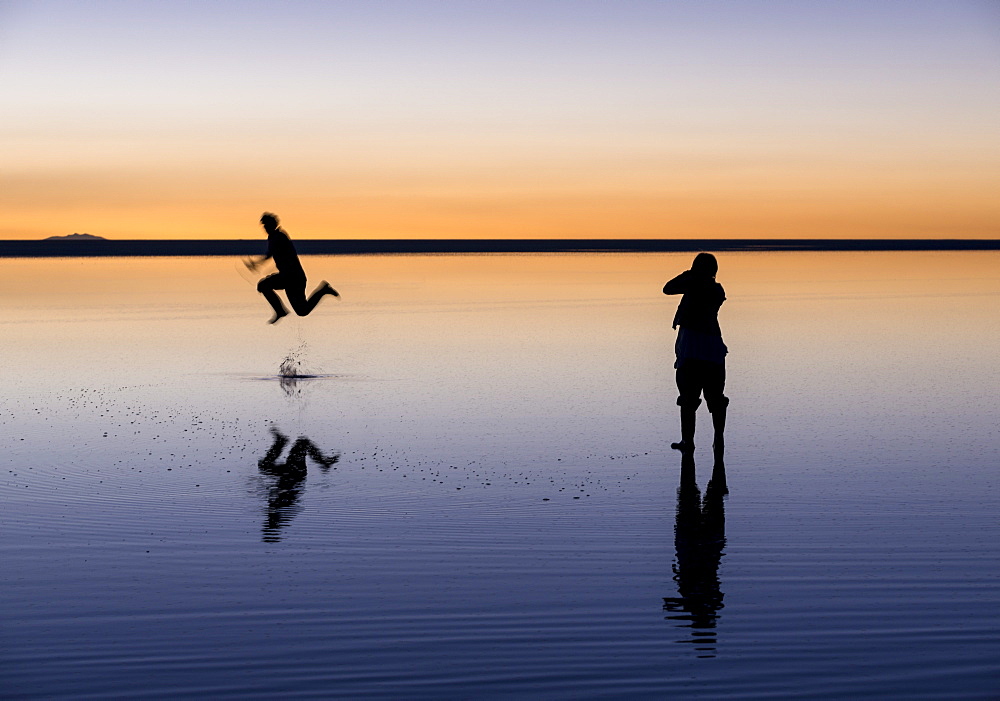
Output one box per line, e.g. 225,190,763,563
260,212,279,228
691,252,718,278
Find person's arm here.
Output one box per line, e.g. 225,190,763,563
663,270,693,295
246,255,270,271
246,241,273,271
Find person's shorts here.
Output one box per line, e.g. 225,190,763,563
257,271,307,292
676,359,728,413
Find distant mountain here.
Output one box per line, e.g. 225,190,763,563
44,233,107,241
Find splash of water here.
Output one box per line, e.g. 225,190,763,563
279,343,309,378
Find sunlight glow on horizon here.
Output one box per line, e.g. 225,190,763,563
1,0,998,240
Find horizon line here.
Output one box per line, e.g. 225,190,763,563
1,238,998,257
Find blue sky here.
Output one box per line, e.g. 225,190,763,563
1,0,997,238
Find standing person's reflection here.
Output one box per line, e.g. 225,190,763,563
663,450,728,657
259,427,340,542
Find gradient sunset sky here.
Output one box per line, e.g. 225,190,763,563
2,0,998,240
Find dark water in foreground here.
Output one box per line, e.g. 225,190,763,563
1,253,998,698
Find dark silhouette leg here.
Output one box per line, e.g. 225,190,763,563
672,405,697,452
257,274,289,324
704,362,728,456
259,427,289,473
286,281,338,317
672,363,700,452
712,405,726,455
707,449,727,496
302,439,341,472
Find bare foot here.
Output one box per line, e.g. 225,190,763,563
322,281,340,298
268,310,288,324
670,440,694,453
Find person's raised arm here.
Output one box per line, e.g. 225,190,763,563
663,269,693,295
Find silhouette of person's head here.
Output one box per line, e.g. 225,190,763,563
260,212,279,233
691,252,718,279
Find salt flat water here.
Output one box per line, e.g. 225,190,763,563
1,252,998,699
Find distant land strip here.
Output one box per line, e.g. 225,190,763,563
1,238,998,257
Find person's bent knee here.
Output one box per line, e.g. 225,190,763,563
677,395,702,410
256,279,270,293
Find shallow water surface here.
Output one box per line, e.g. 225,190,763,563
1,252,998,698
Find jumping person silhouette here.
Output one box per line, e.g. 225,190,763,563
663,252,729,455
246,212,339,324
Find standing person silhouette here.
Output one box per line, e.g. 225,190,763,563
246,212,339,324
663,252,729,454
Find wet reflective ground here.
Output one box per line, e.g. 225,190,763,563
1,253,998,698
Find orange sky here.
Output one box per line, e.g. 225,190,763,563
2,2,998,240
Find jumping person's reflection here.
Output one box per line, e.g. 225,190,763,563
258,426,340,543
663,449,728,657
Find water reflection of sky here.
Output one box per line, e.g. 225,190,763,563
1,253,998,697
